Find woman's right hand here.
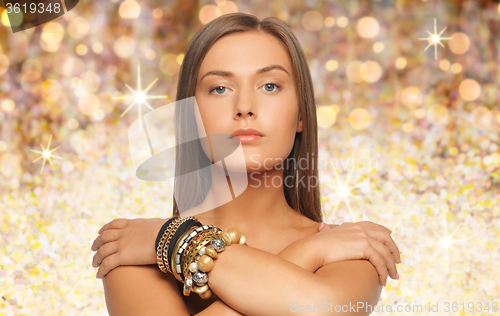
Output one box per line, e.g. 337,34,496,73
310,221,401,286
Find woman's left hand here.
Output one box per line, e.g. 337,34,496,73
91,218,169,278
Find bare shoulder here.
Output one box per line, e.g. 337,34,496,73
102,264,189,316
327,223,340,228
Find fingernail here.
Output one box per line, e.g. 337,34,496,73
396,271,399,280
318,222,325,231
98,228,102,234
384,279,387,286
96,273,99,279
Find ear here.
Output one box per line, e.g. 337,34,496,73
296,112,303,133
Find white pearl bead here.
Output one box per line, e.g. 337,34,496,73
199,246,206,255
189,262,198,273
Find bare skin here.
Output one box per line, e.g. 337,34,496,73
93,30,401,316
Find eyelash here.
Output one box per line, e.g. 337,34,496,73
208,83,281,95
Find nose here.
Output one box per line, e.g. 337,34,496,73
233,87,257,119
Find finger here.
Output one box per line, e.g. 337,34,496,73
364,228,402,264
369,238,398,281
98,218,129,234
366,247,389,286
360,220,392,234
92,242,118,268
91,229,121,252
96,252,121,279
318,222,332,232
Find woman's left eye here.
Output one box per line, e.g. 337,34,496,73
261,83,280,93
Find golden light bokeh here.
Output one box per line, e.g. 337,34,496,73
449,32,470,54
414,108,426,119
346,61,363,83
356,17,380,38
471,106,492,129
160,53,181,76
81,71,101,93
199,4,221,25
325,59,338,72
41,80,62,103
401,86,423,109
337,16,348,28
0,53,9,75
402,122,414,133
324,16,335,27
113,36,135,59
1,99,15,112
348,108,372,130
68,17,89,39
0,140,7,152
373,42,384,53
439,59,450,71
459,79,481,101
92,109,105,121
76,44,88,56
218,1,238,15
145,49,156,60
317,105,337,128
277,11,288,21
152,8,163,19
426,104,449,125
395,57,407,69
302,10,323,31
41,22,64,44
450,62,462,74
67,118,80,130
78,94,100,116
176,54,185,65
92,42,104,54
360,61,382,83
119,0,141,19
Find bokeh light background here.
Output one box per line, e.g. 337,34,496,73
1,0,500,315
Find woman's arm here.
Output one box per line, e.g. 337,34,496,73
95,220,391,316
194,232,334,316
203,242,371,316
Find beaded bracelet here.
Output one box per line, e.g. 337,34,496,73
182,228,247,299
155,217,248,299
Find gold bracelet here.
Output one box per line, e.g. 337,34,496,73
171,226,198,282
184,228,247,299
183,230,220,279
182,229,217,278
157,216,197,274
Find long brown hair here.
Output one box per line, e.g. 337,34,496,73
173,13,322,223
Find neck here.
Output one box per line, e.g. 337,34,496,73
179,165,303,232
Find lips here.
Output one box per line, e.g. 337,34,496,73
231,128,264,138
230,128,264,144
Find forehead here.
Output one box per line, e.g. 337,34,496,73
198,31,293,78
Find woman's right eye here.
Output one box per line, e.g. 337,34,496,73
209,86,228,95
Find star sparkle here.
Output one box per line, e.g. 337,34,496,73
113,64,167,130
419,18,452,60
325,161,369,221
427,215,469,274
30,134,62,175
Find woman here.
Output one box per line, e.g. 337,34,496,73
91,13,401,315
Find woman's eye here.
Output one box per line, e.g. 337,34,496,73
209,86,228,95
261,83,280,93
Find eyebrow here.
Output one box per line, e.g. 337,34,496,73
199,64,290,83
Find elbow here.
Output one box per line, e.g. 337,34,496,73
314,282,382,316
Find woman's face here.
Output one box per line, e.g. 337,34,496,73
194,31,302,172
